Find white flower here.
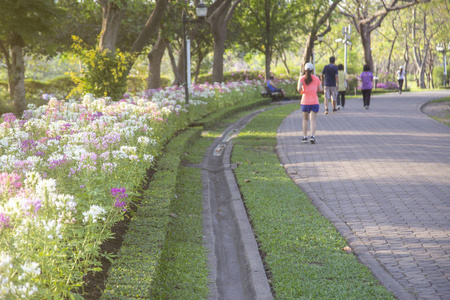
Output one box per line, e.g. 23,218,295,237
137,136,150,145
82,205,106,223
20,261,40,277
42,219,62,239
120,146,137,155
143,154,154,162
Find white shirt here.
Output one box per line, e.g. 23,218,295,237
397,69,405,80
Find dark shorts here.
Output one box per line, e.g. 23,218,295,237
301,104,319,113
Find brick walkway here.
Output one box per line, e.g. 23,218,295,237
277,91,450,300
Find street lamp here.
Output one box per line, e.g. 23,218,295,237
436,42,449,87
182,1,208,104
335,25,352,74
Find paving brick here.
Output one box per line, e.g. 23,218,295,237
277,91,450,300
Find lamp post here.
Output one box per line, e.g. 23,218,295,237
436,42,449,87
182,1,208,104
335,25,352,74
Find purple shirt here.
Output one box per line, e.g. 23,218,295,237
360,71,373,90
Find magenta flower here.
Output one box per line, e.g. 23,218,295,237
111,187,128,211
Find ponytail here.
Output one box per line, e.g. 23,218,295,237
304,69,313,85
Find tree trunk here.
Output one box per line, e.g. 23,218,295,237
281,51,290,76
177,40,187,83
360,24,374,72
130,0,168,54
98,0,127,54
300,2,337,74
404,36,410,89
265,45,272,79
301,34,316,71
147,35,166,89
264,0,271,78
10,33,26,115
0,41,13,102
387,35,397,79
166,41,182,85
211,24,226,83
209,0,242,83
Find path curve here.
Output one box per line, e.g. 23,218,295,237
277,91,450,300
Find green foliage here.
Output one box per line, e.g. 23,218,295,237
126,75,171,93
197,70,296,84
0,0,62,42
69,36,136,100
432,66,448,88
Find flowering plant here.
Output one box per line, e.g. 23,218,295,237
0,79,263,298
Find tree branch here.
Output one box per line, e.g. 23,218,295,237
130,0,168,54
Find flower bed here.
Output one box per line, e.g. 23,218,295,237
0,80,267,299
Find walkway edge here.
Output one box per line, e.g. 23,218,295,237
276,136,416,300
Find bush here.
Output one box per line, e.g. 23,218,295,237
70,36,135,100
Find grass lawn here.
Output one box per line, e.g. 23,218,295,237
154,103,395,299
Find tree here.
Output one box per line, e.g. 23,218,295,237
299,0,342,74
208,0,242,83
234,0,304,78
0,0,62,115
339,0,428,73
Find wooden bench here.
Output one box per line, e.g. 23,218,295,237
261,86,283,101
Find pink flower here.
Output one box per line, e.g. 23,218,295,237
0,172,22,195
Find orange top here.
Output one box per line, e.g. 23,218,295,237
299,75,321,105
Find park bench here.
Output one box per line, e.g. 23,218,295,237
261,86,283,101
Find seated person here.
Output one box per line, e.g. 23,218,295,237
267,76,287,98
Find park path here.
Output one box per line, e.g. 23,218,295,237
277,91,450,300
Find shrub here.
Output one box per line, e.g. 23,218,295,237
69,36,136,100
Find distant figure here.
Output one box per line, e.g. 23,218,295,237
297,62,323,144
337,64,348,110
321,56,339,114
396,66,405,94
267,76,287,98
359,64,374,109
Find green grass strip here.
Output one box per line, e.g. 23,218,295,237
231,104,395,299
101,128,203,299
149,165,209,299
190,97,271,128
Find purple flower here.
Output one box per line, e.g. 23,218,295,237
2,113,16,124
20,139,38,153
114,200,127,211
48,156,68,170
0,213,12,229
92,111,103,119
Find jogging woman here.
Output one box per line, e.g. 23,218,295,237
297,62,323,144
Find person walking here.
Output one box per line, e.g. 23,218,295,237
359,64,373,109
396,66,405,94
321,56,339,114
297,62,323,144
337,64,348,110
